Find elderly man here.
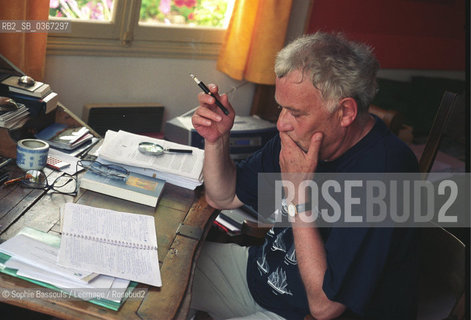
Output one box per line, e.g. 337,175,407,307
190,32,418,320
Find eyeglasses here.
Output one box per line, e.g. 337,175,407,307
20,170,78,196
77,160,129,180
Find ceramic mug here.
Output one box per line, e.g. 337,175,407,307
16,139,49,171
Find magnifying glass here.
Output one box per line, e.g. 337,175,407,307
138,142,193,156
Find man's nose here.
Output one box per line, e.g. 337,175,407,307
276,108,292,132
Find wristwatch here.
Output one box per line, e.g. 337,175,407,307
282,199,310,217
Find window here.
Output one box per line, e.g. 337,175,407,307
47,0,235,59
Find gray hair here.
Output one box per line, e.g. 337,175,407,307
275,32,379,113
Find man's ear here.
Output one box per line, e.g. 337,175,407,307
337,97,358,127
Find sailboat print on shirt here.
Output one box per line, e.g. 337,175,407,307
256,240,270,275
267,267,293,296
271,228,288,253
284,244,297,265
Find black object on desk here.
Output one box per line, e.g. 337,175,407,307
0,171,9,185
0,157,13,170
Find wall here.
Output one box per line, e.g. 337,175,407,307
306,0,466,70
44,55,255,125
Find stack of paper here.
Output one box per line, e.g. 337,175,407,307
0,227,134,310
0,103,29,129
97,130,204,189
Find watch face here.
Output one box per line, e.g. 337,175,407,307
281,198,288,215
287,203,297,217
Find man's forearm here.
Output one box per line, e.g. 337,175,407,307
203,133,241,209
292,223,346,320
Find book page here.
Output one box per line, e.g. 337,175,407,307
61,203,157,247
57,203,161,287
98,130,204,181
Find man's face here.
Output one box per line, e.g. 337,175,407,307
275,70,343,160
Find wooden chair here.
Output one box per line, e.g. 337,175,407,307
418,91,460,174
417,227,466,320
415,91,467,320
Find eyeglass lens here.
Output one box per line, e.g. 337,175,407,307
20,170,77,195
22,170,47,188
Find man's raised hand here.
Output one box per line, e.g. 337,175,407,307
191,84,235,143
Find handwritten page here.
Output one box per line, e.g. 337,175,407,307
98,130,204,183
57,203,161,287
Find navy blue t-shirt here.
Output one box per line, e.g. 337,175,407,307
236,116,419,319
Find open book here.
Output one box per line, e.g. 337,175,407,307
97,130,204,189
57,203,161,287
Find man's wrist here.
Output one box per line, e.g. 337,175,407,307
204,132,230,149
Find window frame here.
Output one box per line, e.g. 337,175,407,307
46,0,227,59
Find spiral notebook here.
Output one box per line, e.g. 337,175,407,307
57,203,161,287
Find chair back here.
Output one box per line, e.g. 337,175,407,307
418,91,459,173
417,227,466,320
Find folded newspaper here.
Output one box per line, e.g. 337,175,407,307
97,130,204,189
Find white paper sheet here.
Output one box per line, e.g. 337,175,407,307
57,203,161,287
0,234,93,283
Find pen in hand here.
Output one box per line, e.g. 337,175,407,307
190,73,230,116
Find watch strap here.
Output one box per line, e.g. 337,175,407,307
296,202,311,213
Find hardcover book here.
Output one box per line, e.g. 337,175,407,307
79,169,166,207
9,91,58,116
1,76,52,98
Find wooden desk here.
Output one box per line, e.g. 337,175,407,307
0,164,218,320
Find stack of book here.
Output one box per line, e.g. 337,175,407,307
77,129,203,207
1,75,58,116
35,123,94,151
96,130,204,190
0,102,29,129
0,203,162,310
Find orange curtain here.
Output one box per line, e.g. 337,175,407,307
217,0,293,85
0,0,49,81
